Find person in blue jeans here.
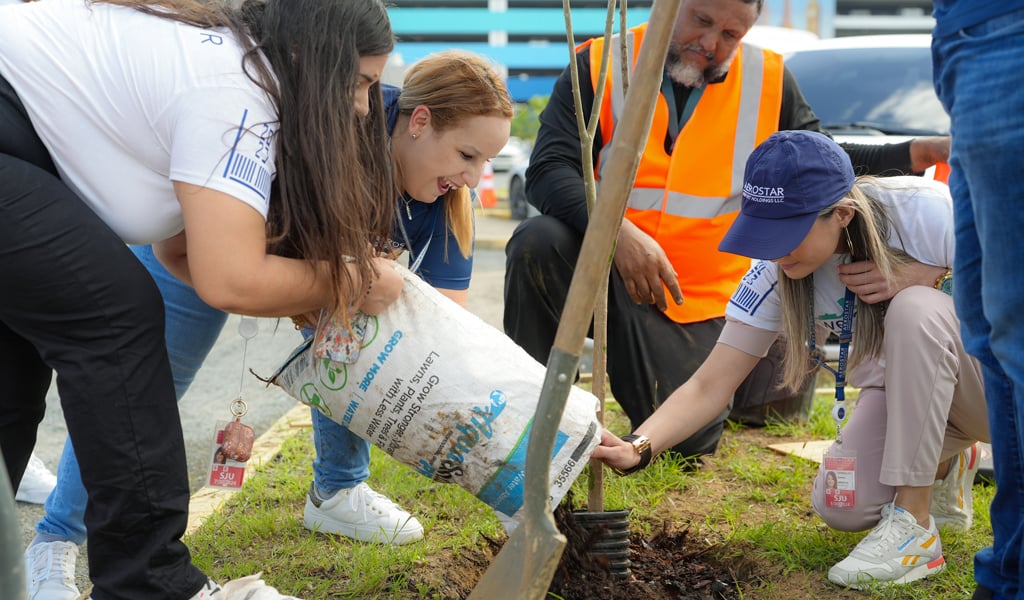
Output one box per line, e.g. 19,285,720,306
6,0,399,597
24,50,513,600
931,3,1024,599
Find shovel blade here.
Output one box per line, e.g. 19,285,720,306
468,518,566,600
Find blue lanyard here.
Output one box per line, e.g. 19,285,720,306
808,286,856,442
659,76,704,149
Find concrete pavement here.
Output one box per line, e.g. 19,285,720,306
474,206,520,249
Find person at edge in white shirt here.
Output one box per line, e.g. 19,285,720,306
0,0,400,598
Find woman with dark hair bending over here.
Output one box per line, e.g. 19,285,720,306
20,49,514,600
0,0,397,597
595,130,989,590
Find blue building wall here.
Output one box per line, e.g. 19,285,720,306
386,2,927,101
387,3,655,102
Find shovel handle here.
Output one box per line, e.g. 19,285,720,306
471,1,683,598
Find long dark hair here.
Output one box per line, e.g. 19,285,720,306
94,0,396,312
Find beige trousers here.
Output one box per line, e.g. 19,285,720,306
810,285,990,532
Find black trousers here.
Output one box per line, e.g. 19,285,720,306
0,75,206,599
504,214,804,458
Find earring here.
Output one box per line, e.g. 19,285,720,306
843,226,855,256
411,133,417,140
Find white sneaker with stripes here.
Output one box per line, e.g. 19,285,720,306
931,442,980,531
828,503,945,590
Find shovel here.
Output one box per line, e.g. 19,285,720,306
468,1,682,597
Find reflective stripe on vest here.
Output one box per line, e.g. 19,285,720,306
589,24,783,324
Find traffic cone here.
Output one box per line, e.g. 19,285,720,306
478,161,498,208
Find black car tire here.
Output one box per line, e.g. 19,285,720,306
509,175,529,220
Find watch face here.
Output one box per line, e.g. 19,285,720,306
941,278,952,295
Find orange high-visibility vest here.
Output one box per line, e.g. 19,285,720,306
587,24,783,324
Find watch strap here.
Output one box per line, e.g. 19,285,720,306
612,434,652,476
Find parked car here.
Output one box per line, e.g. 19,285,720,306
507,161,534,220
492,136,530,174
784,34,949,172
509,33,947,220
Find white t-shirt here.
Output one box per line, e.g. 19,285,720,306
723,176,954,357
0,0,277,244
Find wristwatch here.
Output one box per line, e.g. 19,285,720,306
933,268,953,296
611,434,652,476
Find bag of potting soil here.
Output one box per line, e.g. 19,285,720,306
269,265,601,529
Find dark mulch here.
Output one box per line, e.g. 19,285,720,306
547,501,745,600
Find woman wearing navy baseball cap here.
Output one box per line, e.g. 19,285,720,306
594,130,989,590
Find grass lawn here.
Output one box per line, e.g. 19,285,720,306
183,378,993,599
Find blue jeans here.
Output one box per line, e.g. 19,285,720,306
933,10,1024,598
36,245,368,544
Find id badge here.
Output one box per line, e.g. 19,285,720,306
823,446,857,510
207,420,248,489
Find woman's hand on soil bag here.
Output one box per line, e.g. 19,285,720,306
357,256,403,315
591,428,641,472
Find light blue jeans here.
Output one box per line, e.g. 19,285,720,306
36,245,368,544
933,10,1024,598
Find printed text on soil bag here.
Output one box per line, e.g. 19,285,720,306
357,330,404,392
414,389,508,483
364,349,441,453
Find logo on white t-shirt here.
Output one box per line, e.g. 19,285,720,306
730,280,775,316
222,109,275,201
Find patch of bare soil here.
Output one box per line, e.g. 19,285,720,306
547,503,748,600
408,509,754,600
408,543,498,598
407,426,861,600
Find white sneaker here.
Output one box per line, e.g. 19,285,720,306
211,574,303,599
828,503,945,589
25,540,79,600
16,453,57,505
931,442,980,531
303,482,424,545
89,575,303,599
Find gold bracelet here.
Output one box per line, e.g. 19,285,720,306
933,268,953,296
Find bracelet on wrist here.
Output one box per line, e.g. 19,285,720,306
933,268,952,296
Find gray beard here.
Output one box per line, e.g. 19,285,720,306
666,60,707,87
665,50,732,88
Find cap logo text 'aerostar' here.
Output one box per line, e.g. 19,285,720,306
742,182,785,203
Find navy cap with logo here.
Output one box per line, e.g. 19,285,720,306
718,130,855,260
